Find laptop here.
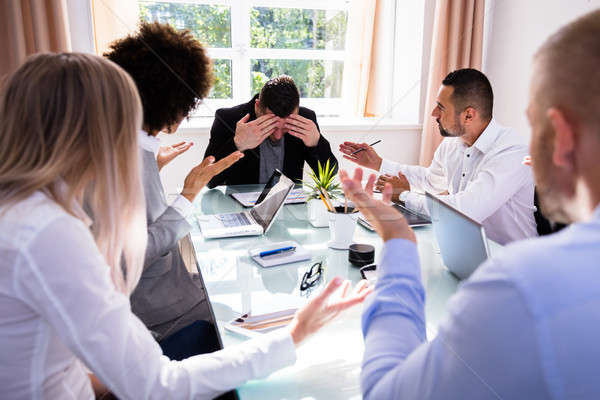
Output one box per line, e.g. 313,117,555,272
230,173,308,208
425,192,490,280
358,202,431,231
198,170,294,239
187,246,239,400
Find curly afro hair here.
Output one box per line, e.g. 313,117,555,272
104,21,213,133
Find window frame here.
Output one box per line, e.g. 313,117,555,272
138,0,428,125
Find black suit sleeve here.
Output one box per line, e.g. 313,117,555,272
204,109,239,188
303,110,339,175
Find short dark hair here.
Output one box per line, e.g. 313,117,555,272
258,75,300,117
442,68,493,120
104,22,213,133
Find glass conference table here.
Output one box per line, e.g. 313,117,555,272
188,184,482,399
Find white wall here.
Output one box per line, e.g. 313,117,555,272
159,123,421,198
483,0,600,140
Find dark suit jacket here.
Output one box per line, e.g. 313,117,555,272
204,95,338,188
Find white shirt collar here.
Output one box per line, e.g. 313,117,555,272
53,180,93,227
472,118,500,154
138,130,160,157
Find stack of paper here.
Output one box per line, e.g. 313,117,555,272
224,308,297,338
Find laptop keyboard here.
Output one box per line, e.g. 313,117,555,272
218,213,251,228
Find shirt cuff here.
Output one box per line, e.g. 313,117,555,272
404,192,428,216
399,190,410,203
170,195,194,218
262,329,297,370
378,238,421,282
379,159,402,176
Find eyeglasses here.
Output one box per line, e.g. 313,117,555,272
300,261,325,291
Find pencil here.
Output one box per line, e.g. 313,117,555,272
322,189,336,213
351,139,381,155
318,190,333,212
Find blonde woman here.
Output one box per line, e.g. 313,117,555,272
0,53,371,399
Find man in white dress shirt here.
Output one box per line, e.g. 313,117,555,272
340,9,600,399
340,69,537,245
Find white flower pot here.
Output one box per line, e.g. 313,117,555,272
307,199,329,227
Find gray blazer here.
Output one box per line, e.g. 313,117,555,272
130,150,210,338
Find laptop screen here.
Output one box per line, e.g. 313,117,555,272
250,172,294,231
425,192,490,280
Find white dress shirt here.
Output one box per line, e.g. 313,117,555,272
0,192,296,399
380,119,537,244
362,205,600,399
138,130,193,218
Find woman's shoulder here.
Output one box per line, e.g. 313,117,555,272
0,192,84,250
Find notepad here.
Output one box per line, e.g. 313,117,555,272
224,308,298,338
249,241,311,267
231,188,308,207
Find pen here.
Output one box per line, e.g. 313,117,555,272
351,140,381,155
259,246,296,258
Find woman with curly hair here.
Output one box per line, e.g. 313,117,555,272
104,22,243,359
0,52,371,400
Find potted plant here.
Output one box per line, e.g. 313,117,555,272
303,159,342,227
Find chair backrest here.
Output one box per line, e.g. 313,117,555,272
534,190,567,236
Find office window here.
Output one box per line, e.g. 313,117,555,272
139,0,425,122
139,0,348,117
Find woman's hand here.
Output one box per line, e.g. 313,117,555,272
289,277,372,346
157,141,193,171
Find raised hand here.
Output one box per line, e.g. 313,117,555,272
233,113,281,151
157,141,193,171
339,168,415,243
181,151,244,202
338,141,383,171
289,277,372,345
284,114,321,147
375,173,410,203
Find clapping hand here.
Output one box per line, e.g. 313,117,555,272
338,142,383,171
375,173,410,203
289,277,372,345
181,151,244,202
339,168,415,243
157,141,193,171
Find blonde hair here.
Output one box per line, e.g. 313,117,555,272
0,53,147,294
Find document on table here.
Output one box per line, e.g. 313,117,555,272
231,188,308,207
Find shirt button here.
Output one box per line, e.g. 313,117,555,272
462,173,466,177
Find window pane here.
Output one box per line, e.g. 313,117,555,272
139,1,231,48
209,59,232,99
250,8,347,50
251,60,343,98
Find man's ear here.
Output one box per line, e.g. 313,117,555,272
463,107,476,124
547,107,576,171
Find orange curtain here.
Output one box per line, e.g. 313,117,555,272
418,0,485,166
341,0,385,117
91,0,139,55
0,0,71,81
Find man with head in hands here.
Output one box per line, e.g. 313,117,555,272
342,10,600,399
340,69,536,245
204,75,337,188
